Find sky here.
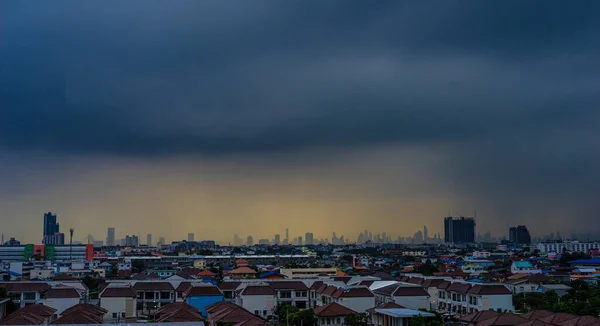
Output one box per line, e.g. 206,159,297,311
1,1,600,245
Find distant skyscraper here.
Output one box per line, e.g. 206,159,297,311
285,228,289,245
258,239,270,245
43,212,64,245
158,237,166,246
274,234,281,245
246,235,253,246
125,235,139,247
423,226,428,242
297,236,303,246
444,216,476,243
414,230,424,243
305,232,314,245
107,227,116,246
188,233,194,241
147,234,152,246
509,226,531,245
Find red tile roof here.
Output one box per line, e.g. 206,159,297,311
447,282,472,294
218,282,241,291
206,301,269,325
240,285,276,296
393,286,430,297
198,270,216,277
45,287,81,299
366,302,405,314
176,282,194,293
186,285,222,296
100,286,136,298
133,281,174,291
267,281,308,291
477,314,529,326
521,310,555,320
61,303,107,317
332,287,374,298
313,303,356,317
458,310,501,323
52,312,101,324
0,282,51,293
230,267,257,274
468,285,511,295
19,304,57,317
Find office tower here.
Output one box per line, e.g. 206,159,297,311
87,234,94,244
297,236,303,246
43,212,64,245
274,234,281,245
414,230,424,243
423,226,428,242
247,235,253,246
305,232,314,246
107,228,116,246
258,239,270,245
158,237,166,246
188,233,194,241
444,216,476,243
509,226,531,245
125,235,139,247
147,234,152,246
285,228,289,245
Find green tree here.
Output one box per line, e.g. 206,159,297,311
346,313,369,326
131,260,146,273
0,287,19,315
410,314,445,326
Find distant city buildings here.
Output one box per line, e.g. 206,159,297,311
42,212,64,245
188,233,194,241
509,225,531,245
258,239,270,245
444,216,476,243
285,228,289,245
305,232,314,245
146,234,152,247
125,235,139,247
273,234,280,245
246,235,253,246
107,227,115,246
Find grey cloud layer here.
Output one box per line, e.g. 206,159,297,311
1,1,600,233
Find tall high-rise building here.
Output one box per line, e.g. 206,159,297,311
107,228,116,246
158,237,166,246
247,235,253,246
147,234,152,246
414,230,424,243
274,234,281,245
125,235,139,247
285,228,289,245
444,216,476,243
305,232,314,246
43,212,64,245
509,226,531,245
423,226,428,242
297,236,303,246
187,233,194,241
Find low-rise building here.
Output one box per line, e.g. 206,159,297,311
236,283,277,319
185,284,223,317
99,285,137,322
43,287,82,316
510,261,542,274
314,302,356,326
373,283,430,310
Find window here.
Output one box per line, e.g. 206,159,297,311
280,291,292,299
23,293,36,301
121,312,126,318
112,313,118,318
160,292,170,300
336,318,341,324
296,291,307,297
262,310,267,316
254,310,260,315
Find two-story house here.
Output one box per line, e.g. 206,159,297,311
373,284,430,310
236,283,277,319
43,287,82,316
185,284,223,317
331,287,375,313
133,281,175,313
99,285,137,322
218,282,241,302
510,261,542,275
314,302,357,326
436,281,513,315
268,281,309,309
0,282,50,307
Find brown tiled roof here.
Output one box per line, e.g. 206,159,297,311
100,286,136,298
517,320,555,326
218,282,241,291
332,276,352,284
422,279,445,288
540,313,600,326
521,310,555,320
332,287,374,298
179,267,202,276
527,274,552,283
359,280,375,287
157,307,203,322
371,271,398,281
310,281,324,290
313,303,356,317
0,310,45,325
157,302,198,315
315,283,328,294
186,285,222,297
477,314,529,326
230,267,257,274
447,282,472,294
373,284,400,297
267,281,308,291
0,282,51,293
236,318,272,326
322,285,338,296
407,277,424,285
468,285,511,295
176,282,193,293
53,274,74,281
437,281,451,290
458,310,501,323
366,302,405,313
240,285,276,296
20,304,57,317
45,287,81,299
133,281,174,291
61,303,107,317
207,301,268,325
52,312,101,324
392,286,430,297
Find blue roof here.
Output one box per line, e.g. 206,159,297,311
259,272,283,278
1,270,22,277
513,261,533,268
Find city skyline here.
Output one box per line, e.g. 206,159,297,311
2,2,600,242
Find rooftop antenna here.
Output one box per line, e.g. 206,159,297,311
69,228,74,262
